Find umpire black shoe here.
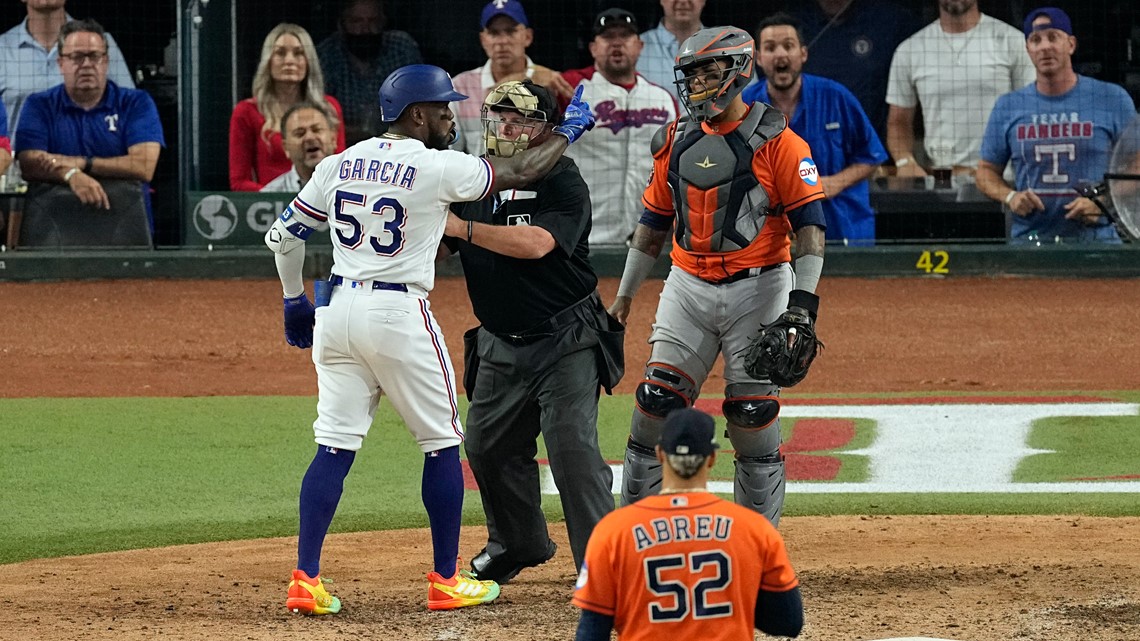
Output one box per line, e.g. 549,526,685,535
470,540,557,584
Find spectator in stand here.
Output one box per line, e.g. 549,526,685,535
260,102,337,193
636,0,706,100
562,8,676,246
0,95,11,177
452,0,574,156
0,0,135,149
13,19,163,248
743,13,887,245
977,7,1136,244
317,0,423,146
229,23,346,192
787,0,920,144
886,0,1034,177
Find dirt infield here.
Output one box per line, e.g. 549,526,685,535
2,276,1140,640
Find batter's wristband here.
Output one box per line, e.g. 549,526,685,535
616,247,656,299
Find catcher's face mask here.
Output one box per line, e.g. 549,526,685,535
674,27,754,122
482,80,548,157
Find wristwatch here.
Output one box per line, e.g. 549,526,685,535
1004,190,1017,205
895,157,913,168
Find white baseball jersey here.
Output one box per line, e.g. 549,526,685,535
288,134,493,291
561,68,676,246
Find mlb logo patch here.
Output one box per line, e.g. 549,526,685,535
798,157,819,186
377,141,392,150
508,214,531,226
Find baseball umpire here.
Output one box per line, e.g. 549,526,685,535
266,64,597,614
608,27,827,525
442,79,623,583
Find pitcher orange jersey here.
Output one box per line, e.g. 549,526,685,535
571,492,799,641
642,113,825,281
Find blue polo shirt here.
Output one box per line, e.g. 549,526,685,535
743,74,887,244
14,80,164,157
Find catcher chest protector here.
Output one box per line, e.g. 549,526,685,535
666,104,787,253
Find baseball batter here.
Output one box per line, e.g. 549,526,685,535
572,407,803,640
608,27,827,525
265,63,596,614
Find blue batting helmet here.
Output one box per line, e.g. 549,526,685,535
378,64,468,123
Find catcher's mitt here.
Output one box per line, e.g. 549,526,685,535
741,291,823,388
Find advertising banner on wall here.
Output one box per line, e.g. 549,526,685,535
183,191,331,246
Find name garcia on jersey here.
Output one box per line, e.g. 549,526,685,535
339,158,418,190
633,514,734,551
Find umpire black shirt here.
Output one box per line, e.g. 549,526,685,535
452,156,597,335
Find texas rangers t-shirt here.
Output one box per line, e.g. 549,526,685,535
286,134,492,291
980,76,1136,241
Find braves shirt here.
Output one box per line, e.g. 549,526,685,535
980,76,1136,241
285,134,492,291
572,492,798,641
562,66,677,246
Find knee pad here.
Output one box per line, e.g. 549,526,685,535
722,382,780,429
734,453,786,526
620,437,661,506
634,363,697,419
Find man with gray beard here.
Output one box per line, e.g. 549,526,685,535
886,0,1034,177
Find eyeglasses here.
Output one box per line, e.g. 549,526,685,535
60,51,108,65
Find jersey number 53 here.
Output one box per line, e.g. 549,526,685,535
333,189,407,255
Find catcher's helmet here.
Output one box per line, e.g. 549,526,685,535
378,64,467,123
481,80,559,157
674,27,754,122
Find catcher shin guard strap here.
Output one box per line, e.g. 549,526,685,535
621,436,662,506
791,254,823,295
423,446,463,578
616,247,656,299
298,446,357,577
734,453,786,526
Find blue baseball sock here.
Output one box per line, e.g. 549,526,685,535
422,445,463,578
297,445,356,577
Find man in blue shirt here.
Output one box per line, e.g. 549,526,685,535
0,0,134,149
742,13,887,245
14,19,164,247
788,0,921,144
635,0,706,100
977,7,1136,244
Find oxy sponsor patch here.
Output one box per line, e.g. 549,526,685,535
798,157,819,186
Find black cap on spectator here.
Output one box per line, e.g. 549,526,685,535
593,8,638,37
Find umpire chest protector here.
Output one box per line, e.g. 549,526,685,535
661,104,787,253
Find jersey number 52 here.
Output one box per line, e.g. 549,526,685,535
333,189,407,255
645,550,733,621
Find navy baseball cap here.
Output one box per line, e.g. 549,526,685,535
660,408,719,457
481,0,528,29
1023,7,1073,38
594,8,639,36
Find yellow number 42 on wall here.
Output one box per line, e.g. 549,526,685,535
916,250,950,274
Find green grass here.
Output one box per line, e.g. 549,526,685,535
1,393,1138,564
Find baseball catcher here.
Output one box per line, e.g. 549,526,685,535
741,290,823,388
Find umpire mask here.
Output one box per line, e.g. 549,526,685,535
481,80,552,157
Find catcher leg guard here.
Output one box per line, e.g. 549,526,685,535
734,452,786,526
620,436,662,506
722,382,781,430
634,362,697,420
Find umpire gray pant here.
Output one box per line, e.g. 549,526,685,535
464,324,615,571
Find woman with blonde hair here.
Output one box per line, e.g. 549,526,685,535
229,23,347,191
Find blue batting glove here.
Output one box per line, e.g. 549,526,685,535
283,294,315,349
554,85,595,144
